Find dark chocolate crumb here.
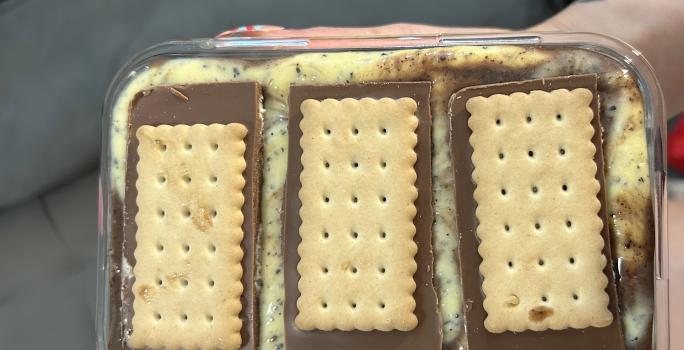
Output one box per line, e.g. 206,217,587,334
625,239,633,249
638,177,645,183
275,268,281,274
609,105,617,111
202,64,208,69
295,65,301,74
232,67,240,78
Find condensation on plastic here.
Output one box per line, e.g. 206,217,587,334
96,32,668,350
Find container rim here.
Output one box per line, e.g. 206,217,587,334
96,31,668,350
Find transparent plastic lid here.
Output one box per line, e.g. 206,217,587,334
97,31,668,350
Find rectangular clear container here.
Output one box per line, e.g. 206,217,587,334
97,32,669,350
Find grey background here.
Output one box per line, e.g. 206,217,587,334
0,0,564,208
0,0,564,348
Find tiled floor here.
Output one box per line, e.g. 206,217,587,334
0,171,680,348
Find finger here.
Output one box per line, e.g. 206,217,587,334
217,23,508,48
218,23,506,38
252,23,507,37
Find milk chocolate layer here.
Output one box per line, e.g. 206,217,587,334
448,75,624,350
283,83,442,350
121,82,262,350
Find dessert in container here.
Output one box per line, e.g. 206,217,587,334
96,31,669,350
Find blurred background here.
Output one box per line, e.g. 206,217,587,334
0,0,681,348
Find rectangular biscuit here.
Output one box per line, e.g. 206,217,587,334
296,97,419,332
470,88,610,332
284,83,441,350
449,75,624,349
123,82,263,350
129,124,247,350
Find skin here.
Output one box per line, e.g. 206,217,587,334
228,0,684,117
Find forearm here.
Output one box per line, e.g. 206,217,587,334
532,0,684,117
250,1,683,115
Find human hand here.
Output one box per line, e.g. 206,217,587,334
224,0,684,116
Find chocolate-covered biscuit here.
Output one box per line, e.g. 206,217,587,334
449,75,624,350
283,83,442,350
121,82,263,350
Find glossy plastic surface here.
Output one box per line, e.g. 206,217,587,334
97,32,668,350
